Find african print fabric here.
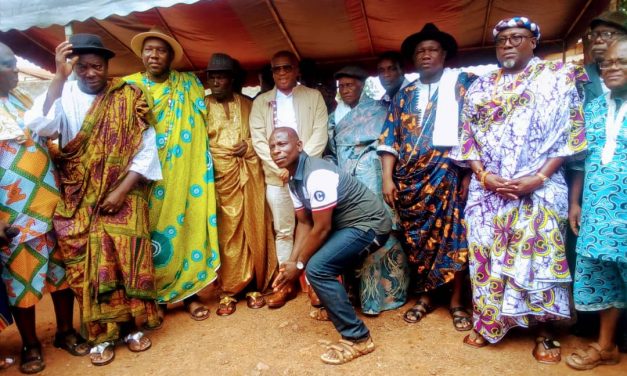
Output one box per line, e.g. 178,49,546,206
377,74,474,293
50,79,159,344
452,58,587,343
0,90,66,309
205,93,276,295
576,94,627,264
328,95,409,314
125,71,220,303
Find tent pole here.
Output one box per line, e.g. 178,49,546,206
562,40,566,63
264,0,301,60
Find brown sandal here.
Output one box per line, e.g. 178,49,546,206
532,337,561,365
245,292,265,309
403,300,433,324
217,295,237,316
565,342,620,370
463,331,488,348
320,337,375,365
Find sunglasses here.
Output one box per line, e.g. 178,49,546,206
271,64,294,74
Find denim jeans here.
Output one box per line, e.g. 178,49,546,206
306,227,388,341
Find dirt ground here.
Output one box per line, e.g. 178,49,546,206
1,288,626,376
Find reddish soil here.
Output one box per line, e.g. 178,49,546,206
1,289,626,376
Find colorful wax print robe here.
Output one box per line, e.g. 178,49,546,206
125,71,220,303
451,58,587,343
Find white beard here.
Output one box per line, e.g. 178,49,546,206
502,59,516,69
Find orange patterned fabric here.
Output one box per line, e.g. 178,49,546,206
50,79,159,343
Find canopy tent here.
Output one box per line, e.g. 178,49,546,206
0,0,611,79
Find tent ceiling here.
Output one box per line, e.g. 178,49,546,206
0,0,611,78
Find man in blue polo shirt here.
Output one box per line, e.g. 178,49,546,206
269,127,391,365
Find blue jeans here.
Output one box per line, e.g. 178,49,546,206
305,228,388,341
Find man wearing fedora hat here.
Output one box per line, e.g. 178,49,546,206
26,33,162,366
125,29,220,322
204,53,277,316
377,23,475,331
324,65,409,317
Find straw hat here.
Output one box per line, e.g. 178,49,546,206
130,27,184,67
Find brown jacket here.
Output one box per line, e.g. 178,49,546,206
250,85,328,186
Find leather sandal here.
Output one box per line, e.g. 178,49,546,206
463,331,488,349
449,306,472,332
217,295,237,316
124,331,152,352
403,300,433,324
245,292,265,309
184,300,210,321
565,342,620,370
89,342,115,366
53,328,90,356
532,336,561,365
320,337,375,365
20,343,44,374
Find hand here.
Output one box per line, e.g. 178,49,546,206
230,140,248,157
460,172,471,202
483,174,517,200
279,168,290,184
0,220,11,247
382,176,397,208
569,202,582,236
100,187,128,215
54,41,78,80
271,261,300,292
496,175,543,200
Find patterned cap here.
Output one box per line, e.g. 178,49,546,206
493,16,541,41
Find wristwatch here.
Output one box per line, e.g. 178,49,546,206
296,261,305,270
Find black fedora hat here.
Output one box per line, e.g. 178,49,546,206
334,65,369,81
69,34,115,59
401,23,457,61
206,53,236,72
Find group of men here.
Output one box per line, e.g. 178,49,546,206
0,8,625,373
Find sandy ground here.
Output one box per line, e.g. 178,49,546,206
1,289,626,376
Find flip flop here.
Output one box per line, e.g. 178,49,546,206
124,332,152,353
89,342,115,366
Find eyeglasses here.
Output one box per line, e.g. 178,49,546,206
599,58,627,70
494,35,534,47
271,64,294,74
415,48,442,56
586,31,625,42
